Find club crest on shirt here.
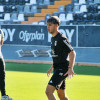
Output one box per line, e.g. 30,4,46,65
54,41,57,46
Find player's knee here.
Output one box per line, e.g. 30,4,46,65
45,87,53,96
45,88,50,96
45,89,49,96
58,92,62,99
58,93,69,100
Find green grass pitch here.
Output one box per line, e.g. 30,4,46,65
3,62,100,100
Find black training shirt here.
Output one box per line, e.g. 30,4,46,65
51,32,73,64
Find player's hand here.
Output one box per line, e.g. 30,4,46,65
64,68,76,79
47,69,52,77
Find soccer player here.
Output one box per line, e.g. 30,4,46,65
45,16,76,100
0,29,12,100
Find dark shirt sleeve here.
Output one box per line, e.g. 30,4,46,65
61,37,73,53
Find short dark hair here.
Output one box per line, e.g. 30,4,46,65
47,16,60,26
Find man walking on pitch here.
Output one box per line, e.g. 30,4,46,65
45,16,76,100
0,29,12,100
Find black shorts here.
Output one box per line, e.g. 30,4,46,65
48,63,68,90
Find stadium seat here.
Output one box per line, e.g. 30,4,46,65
11,0,18,5
86,13,94,24
17,5,24,13
86,0,94,4
81,13,88,23
0,13,4,21
4,6,11,13
26,0,37,5
5,0,10,5
93,13,100,24
32,22,38,25
4,13,11,21
87,4,98,13
58,6,65,13
18,0,25,5
94,0,100,4
65,4,73,13
73,13,83,24
30,5,37,13
52,12,59,16
80,5,88,13
59,13,66,21
0,6,4,13
0,0,4,5
11,5,17,13
45,14,51,22
38,21,45,25
66,13,74,21
25,0,30,4
97,4,100,13
10,13,18,22
43,0,50,5
60,21,66,25
73,4,80,13
66,13,74,25
37,0,43,5
24,5,31,13
72,0,79,4
79,0,86,4
18,13,25,21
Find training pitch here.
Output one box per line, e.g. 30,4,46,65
3,62,100,100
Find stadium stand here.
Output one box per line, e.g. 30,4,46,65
0,0,100,25
0,6,4,13
65,4,73,13
21,0,72,24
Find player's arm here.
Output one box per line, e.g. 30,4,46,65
69,50,76,69
47,64,54,77
64,50,76,78
61,36,76,78
1,30,4,46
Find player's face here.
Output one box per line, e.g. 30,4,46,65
47,23,57,34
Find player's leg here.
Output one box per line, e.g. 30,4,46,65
45,68,59,100
45,84,56,100
0,58,12,100
57,80,69,100
0,58,6,96
57,89,69,100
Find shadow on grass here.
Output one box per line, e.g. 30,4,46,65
5,62,100,76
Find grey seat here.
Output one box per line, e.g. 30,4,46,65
72,0,79,4
37,0,43,5
24,5,31,13
17,5,24,13
10,13,18,22
79,0,86,4
0,13,4,21
58,6,65,13
52,12,59,16
30,5,37,13
86,0,94,4
59,13,66,21
43,0,50,5
94,0,100,4
65,4,73,13
4,13,11,21
0,6,4,13
45,14,51,22
73,4,80,13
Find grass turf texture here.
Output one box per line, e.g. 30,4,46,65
3,63,100,100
